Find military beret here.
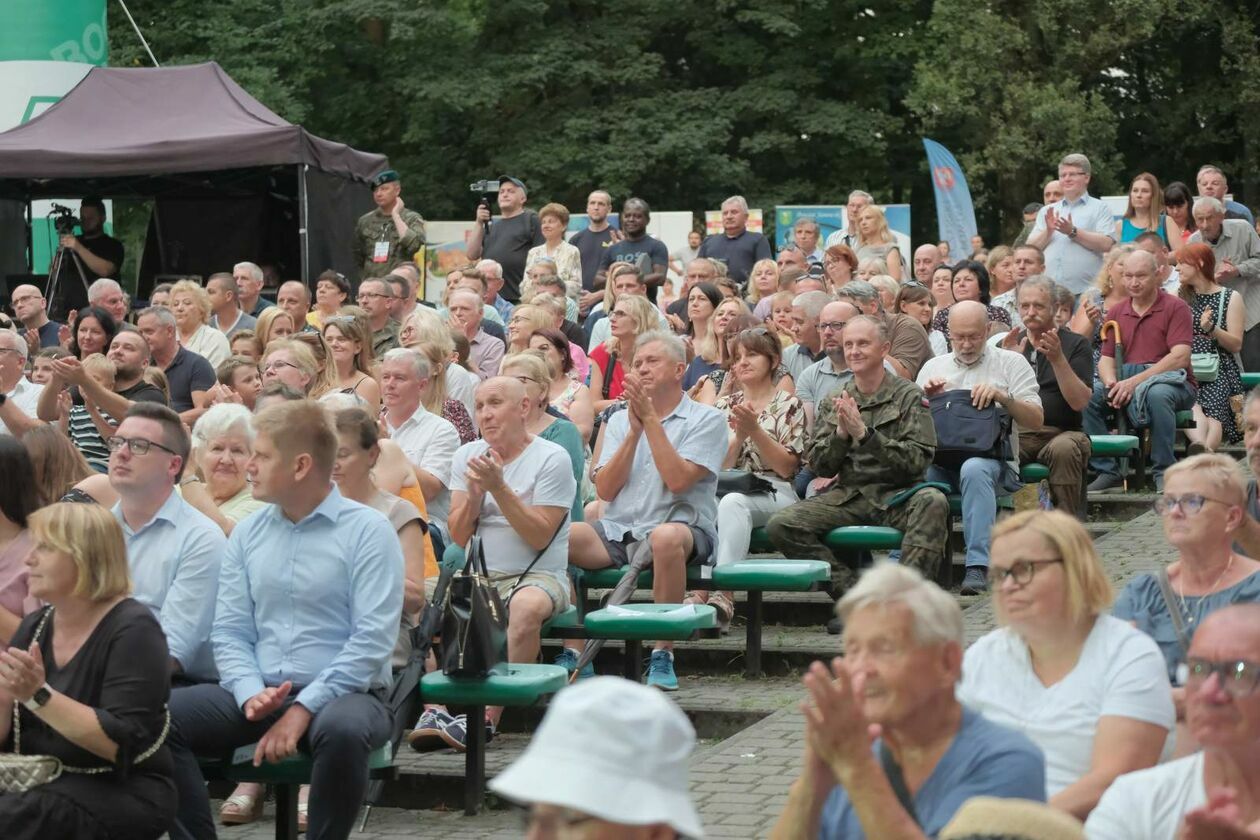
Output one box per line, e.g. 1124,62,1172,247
371,169,400,188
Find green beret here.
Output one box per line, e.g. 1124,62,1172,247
371,169,400,188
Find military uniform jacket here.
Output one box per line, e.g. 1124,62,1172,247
806,372,936,510
353,207,427,279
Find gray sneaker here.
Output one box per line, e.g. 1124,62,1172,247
960,566,989,595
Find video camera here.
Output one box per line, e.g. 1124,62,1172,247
48,203,80,235
469,179,500,210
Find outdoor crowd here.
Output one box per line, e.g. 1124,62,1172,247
0,156,1258,839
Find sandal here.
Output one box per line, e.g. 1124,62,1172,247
219,788,265,826
709,591,736,634
298,785,310,833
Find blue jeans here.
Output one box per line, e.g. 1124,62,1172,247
1083,379,1195,480
166,683,390,840
927,458,1019,569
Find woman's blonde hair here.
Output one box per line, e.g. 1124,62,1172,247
746,259,780,303
1092,243,1135,298
263,339,319,394
30,502,130,601
991,510,1113,624
256,307,296,349
500,351,553,410
400,306,453,411
606,294,659,357
170,279,213,324
857,205,894,246
1163,452,1247,507
289,331,340,398
323,309,375,376
508,305,552,350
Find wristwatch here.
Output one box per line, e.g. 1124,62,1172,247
0,392,7,407
23,684,52,712
1068,225,1079,239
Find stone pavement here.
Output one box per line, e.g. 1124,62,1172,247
217,511,1174,839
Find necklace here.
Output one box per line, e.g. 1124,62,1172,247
1176,554,1234,624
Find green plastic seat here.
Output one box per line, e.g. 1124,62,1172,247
823,526,903,551
710,558,829,591
579,565,710,590
749,527,774,553
1176,410,1194,429
1089,434,1139,456
949,494,1013,516
421,663,568,706
1020,463,1050,482
542,604,580,632
1243,372,1260,391
223,742,393,785
582,603,717,640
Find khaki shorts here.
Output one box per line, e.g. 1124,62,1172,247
487,570,569,618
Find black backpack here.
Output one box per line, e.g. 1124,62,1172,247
928,389,1012,467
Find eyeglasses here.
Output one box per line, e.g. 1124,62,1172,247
1179,657,1260,697
987,557,1063,588
106,436,178,457
1152,493,1234,516
356,292,393,302
512,375,541,386
263,360,299,374
818,321,848,333
10,295,41,306
0,347,24,358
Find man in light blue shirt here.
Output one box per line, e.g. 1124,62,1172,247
166,400,403,840
568,330,727,690
1028,153,1117,295
108,402,225,681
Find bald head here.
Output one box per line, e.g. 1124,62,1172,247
948,300,989,332
475,375,531,445
9,284,47,326
913,244,942,283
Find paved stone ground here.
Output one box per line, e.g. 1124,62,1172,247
217,512,1175,839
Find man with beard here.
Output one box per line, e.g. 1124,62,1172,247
36,328,168,436
595,198,670,301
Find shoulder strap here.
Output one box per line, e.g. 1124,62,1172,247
602,352,617,400
1156,568,1192,656
505,516,567,606
879,742,920,827
1217,288,1228,327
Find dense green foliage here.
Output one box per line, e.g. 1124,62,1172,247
109,0,1259,243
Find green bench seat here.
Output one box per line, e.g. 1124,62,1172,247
582,602,717,639
1090,434,1139,456
709,558,830,591
1243,372,1260,391
420,664,568,815
1176,410,1194,428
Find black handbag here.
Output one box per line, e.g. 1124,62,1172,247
929,389,1012,467
716,469,775,498
440,536,509,678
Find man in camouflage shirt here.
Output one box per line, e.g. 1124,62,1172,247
353,169,427,280
765,316,949,596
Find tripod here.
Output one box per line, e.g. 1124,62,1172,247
44,243,92,321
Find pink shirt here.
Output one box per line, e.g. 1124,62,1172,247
0,530,38,630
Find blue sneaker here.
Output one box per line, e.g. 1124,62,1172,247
646,649,679,691
555,648,596,680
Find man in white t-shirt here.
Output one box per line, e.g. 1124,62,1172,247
0,331,42,437
1086,604,1260,839
440,376,574,748
380,348,461,533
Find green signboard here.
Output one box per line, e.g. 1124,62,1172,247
0,0,109,65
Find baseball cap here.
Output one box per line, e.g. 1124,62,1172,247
489,677,704,837
498,175,526,192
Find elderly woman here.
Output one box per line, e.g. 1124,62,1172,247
254,307,296,349
306,269,349,330
589,294,659,411
929,260,1012,348
400,307,477,442
506,304,552,355
323,313,381,414
260,339,318,395
525,203,582,294
822,244,858,293
1113,453,1260,747
747,259,780,319
0,503,175,838
529,328,594,442
958,510,1174,819
1176,242,1245,453
66,306,117,361
1069,243,1135,368
169,280,230,367
867,274,900,312
0,438,38,643
691,329,805,630
854,205,903,280
181,403,267,537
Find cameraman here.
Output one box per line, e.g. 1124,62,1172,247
466,175,543,304
53,196,124,319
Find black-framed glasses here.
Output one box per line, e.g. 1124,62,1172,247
987,557,1063,588
1180,657,1260,697
356,292,393,302
106,436,178,457
1152,493,1234,516
0,346,24,358
818,321,848,333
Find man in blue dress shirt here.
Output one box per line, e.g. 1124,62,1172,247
165,400,404,840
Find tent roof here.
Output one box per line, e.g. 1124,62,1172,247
0,62,387,190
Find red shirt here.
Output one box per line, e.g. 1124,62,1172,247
1100,290,1194,380
588,343,626,400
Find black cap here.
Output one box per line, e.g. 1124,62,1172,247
371,169,400,189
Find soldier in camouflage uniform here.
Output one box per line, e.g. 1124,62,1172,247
353,169,427,281
765,315,949,589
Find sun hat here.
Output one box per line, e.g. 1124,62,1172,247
939,797,1085,840
489,676,704,837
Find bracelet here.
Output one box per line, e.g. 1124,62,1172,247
180,475,202,487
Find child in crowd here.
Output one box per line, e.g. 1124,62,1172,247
29,346,71,385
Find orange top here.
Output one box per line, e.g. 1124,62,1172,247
398,484,439,581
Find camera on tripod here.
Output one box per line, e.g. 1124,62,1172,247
48,203,80,235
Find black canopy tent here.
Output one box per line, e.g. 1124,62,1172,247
0,61,388,297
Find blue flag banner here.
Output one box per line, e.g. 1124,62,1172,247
923,138,978,261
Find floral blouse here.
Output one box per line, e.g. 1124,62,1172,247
715,390,807,475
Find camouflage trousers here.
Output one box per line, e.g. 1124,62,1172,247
764,486,950,590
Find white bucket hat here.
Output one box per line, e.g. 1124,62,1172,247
489,676,704,838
